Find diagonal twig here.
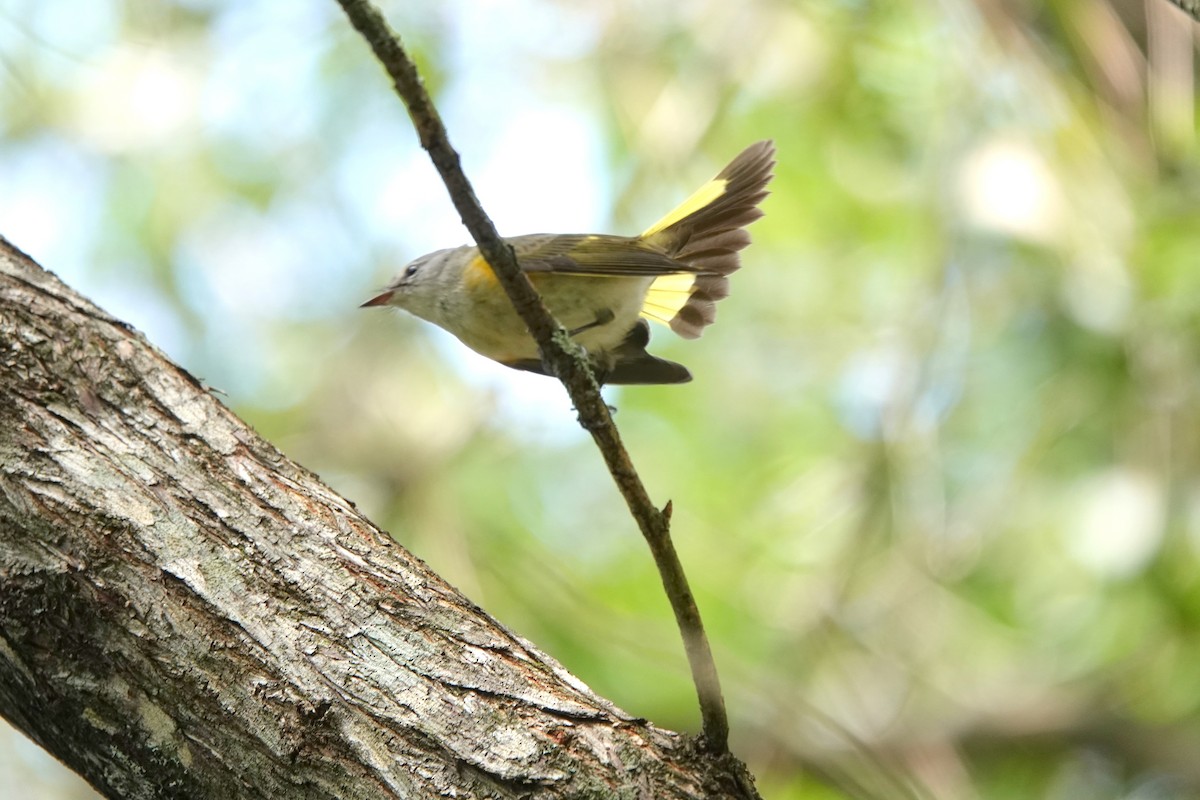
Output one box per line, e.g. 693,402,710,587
1163,0,1200,22
335,0,732,755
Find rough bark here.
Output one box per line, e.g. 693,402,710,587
0,236,748,798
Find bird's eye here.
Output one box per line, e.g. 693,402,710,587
404,263,420,278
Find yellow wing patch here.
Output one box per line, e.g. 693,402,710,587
640,178,728,238
462,252,498,292
640,272,696,326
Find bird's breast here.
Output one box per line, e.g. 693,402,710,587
449,272,652,362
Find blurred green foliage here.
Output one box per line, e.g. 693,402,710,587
3,1,1200,798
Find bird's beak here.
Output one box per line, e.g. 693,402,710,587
360,291,395,308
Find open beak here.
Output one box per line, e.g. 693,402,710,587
360,291,395,308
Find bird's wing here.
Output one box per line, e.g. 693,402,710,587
512,234,706,277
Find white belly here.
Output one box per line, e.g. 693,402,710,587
450,274,653,363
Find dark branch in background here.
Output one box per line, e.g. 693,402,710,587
333,0,737,761
1164,0,1200,22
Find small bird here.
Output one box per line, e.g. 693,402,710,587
363,141,774,384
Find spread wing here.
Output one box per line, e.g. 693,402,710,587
506,233,713,334
511,234,705,277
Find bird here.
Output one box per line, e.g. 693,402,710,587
362,140,774,385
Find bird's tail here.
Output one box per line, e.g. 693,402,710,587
638,140,775,339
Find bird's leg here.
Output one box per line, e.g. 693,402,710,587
567,308,615,336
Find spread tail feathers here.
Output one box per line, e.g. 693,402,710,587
639,140,775,338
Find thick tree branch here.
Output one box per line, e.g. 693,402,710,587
0,237,752,798
334,0,737,761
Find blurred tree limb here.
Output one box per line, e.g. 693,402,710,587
1164,0,1200,21
334,0,741,770
0,237,754,798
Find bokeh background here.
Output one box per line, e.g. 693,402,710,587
3,1,1200,798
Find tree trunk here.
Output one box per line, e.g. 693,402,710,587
0,237,749,799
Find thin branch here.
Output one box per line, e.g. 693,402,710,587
1163,0,1200,22
333,0,735,759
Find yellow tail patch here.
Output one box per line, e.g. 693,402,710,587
640,178,728,238
640,272,697,326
